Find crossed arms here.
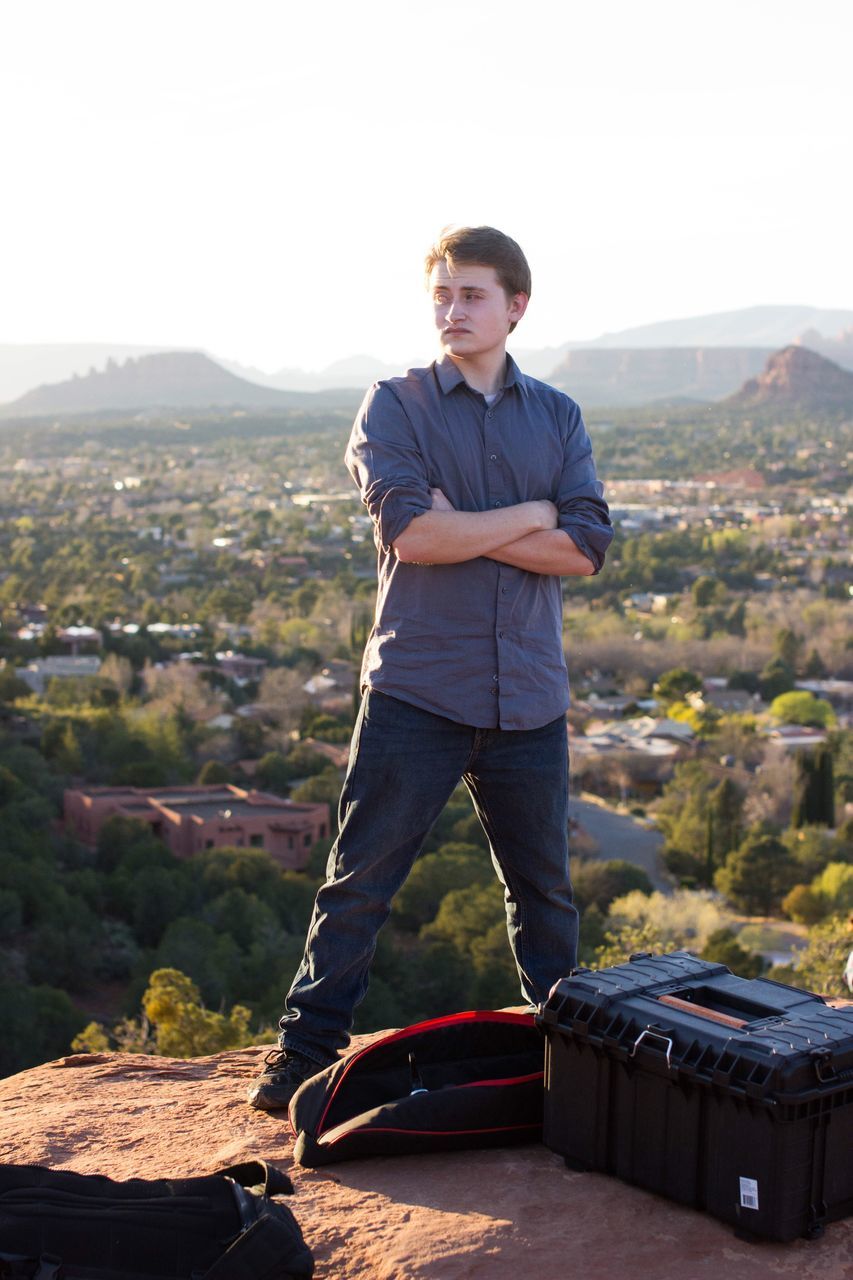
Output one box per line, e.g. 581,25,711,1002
345,382,612,580
393,489,595,577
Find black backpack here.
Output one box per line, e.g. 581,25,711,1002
0,1159,313,1280
290,1009,544,1167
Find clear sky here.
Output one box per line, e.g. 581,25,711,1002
2,0,851,371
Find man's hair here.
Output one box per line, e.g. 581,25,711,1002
425,225,531,332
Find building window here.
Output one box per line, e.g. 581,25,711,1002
205,839,214,849
250,834,264,848
303,833,312,847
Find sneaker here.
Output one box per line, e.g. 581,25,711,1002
247,1048,326,1112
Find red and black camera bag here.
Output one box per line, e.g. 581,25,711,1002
289,1009,544,1167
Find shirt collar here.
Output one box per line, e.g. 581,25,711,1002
434,352,524,397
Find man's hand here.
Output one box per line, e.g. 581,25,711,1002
430,487,455,512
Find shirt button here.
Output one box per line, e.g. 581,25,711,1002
489,453,498,462
490,688,498,696
499,631,505,638
494,500,502,508
492,674,499,682
487,411,494,419
501,587,508,595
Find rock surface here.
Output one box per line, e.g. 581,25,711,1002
1,1037,852,1279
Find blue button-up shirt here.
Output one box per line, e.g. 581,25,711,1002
345,354,613,730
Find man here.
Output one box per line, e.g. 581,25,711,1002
248,225,613,1110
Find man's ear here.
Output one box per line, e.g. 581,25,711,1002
509,292,529,325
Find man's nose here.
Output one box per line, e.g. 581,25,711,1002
445,297,467,320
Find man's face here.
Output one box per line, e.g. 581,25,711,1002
429,260,527,362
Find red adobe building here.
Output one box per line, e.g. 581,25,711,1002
64,784,329,871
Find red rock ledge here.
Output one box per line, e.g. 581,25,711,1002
1,1037,851,1279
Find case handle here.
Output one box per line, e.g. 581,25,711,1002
657,993,748,1030
630,1028,674,1069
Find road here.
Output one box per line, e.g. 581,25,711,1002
570,796,672,893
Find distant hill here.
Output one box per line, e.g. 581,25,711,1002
793,326,853,368
573,305,853,351
547,347,774,406
0,352,357,418
0,343,171,404
725,346,853,411
5,306,853,407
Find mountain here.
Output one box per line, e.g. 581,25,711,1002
725,346,853,411
573,305,853,351
0,343,171,404
546,347,774,406
794,326,853,368
5,306,853,407
0,351,358,418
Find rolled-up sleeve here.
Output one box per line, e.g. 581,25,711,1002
556,400,614,574
345,383,432,553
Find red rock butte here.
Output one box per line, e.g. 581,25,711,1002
2,1033,851,1279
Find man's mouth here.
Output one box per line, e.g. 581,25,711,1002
444,328,470,336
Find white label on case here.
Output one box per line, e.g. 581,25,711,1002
739,1177,759,1210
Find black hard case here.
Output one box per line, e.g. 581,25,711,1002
538,951,853,1242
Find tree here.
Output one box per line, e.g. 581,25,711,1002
774,627,803,670
783,917,852,998
0,668,30,702
253,751,291,794
784,824,837,880
0,983,85,1077
287,742,333,775
392,843,490,932
422,881,506,954
700,928,764,978
792,746,835,828
290,768,341,807
770,691,836,729
803,648,827,679
100,653,134,696
810,862,853,917
605,888,731,952
0,765,23,807
196,759,231,785
55,722,83,775
714,832,799,915
656,761,722,885
691,576,719,608
142,968,252,1057
758,657,795,702
653,667,702,704
782,883,827,925
152,919,242,1008
73,968,255,1058
709,777,744,863
594,921,667,970
571,859,653,914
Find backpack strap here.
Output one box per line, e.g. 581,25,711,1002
203,1212,314,1280
214,1161,294,1198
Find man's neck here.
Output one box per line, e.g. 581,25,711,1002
446,348,508,397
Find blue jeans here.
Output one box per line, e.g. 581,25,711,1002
279,689,577,1063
